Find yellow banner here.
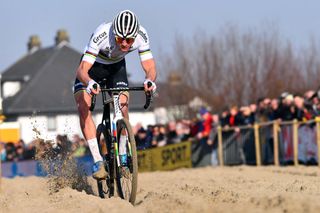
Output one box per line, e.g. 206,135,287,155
137,149,153,172
137,141,192,172
0,129,20,143
0,122,20,143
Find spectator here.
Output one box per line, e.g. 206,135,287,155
14,139,26,161
226,105,242,127
73,138,89,157
152,125,167,147
309,90,320,117
293,95,305,121
193,107,214,166
5,142,16,161
55,134,73,155
303,90,316,118
135,127,152,150
304,90,316,100
166,121,178,144
15,144,25,161
146,125,155,142
23,141,36,160
0,142,6,161
280,93,295,121
269,98,282,121
197,107,213,138
220,107,230,127
207,114,220,166
256,97,270,123
151,126,160,147
17,139,26,148
157,125,168,147
249,103,257,123
175,121,189,143
240,106,254,125
190,118,202,138
180,120,192,141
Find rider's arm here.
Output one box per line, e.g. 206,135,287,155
77,23,108,85
137,27,156,82
141,58,157,82
76,61,94,85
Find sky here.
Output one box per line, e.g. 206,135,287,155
1,0,320,82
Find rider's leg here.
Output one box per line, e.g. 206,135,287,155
119,92,129,120
74,91,107,178
108,59,129,164
75,91,97,139
119,92,129,163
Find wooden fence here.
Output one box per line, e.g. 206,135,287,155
217,118,320,167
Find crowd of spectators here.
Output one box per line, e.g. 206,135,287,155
1,89,320,163
132,88,320,154
0,135,91,162
218,90,320,128
0,139,36,162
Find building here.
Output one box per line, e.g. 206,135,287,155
0,30,155,143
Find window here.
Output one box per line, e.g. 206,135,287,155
47,116,57,131
3,81,21,98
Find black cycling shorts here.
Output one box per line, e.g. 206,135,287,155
73,59,128,94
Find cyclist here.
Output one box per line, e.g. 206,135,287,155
73,10,157,179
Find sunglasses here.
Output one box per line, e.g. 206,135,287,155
115,36,135,44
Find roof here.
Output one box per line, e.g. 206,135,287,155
2,44,152,116
2,47,56,82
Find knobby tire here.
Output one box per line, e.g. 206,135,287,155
96,124,114,199
115,118,138,205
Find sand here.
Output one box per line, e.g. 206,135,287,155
1,166,320,213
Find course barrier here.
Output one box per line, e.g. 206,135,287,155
216,119,320,166
1,155,93,178
2,118,320,178
138,141,192,172
1,142,192,177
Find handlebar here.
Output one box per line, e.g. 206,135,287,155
89,82,153,111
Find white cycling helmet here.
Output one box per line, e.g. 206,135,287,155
113,10,139,38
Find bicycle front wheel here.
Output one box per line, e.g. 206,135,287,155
96,123,114,199
115,118,138,205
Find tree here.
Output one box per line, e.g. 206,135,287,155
159,25,320,115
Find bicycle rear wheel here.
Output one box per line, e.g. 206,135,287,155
96,123,114,199
115,118,138,204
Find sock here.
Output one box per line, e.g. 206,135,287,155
87,138,103,163
119,135,127,155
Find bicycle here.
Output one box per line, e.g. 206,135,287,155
89,79,152,204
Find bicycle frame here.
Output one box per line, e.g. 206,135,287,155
111,92,128,169
91,82,152,201
98,90,122,170
95,87,152,170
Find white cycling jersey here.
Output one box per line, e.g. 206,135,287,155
82,22,153,65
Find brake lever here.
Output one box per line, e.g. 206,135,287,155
144,82,153,109
89,84,98,111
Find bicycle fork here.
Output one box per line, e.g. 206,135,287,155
111,92,132,168
112,92,124,169
100,94,115,196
